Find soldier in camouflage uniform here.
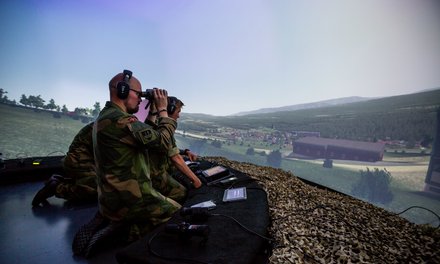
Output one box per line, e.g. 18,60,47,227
32,122,97,206
148,140,187,203
92,71,181,242
146,96,202,199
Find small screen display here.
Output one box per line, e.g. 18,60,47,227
202,166,228,178
223,187,247,202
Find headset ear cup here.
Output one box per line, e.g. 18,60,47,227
116,82,129,99
167,104,175,115
116,70,133,99
167,97,177,115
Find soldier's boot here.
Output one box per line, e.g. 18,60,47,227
31,174,64,207
83,221,126,258
72,211,107,257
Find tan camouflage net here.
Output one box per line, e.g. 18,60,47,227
202,156,440,264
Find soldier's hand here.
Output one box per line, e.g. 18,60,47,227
153,88,168,113
187,151,198,162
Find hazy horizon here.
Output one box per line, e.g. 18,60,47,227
1,0,440,116
1,84,439,117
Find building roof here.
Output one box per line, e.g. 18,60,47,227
295,136,385,152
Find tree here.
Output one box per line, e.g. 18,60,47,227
0,95,10,103
92,102,101,117
62,105,69,113
20,94,30,107
28,95,45,108
0,88,5,99
351,168,393,204
74,107,88,116
267,150,282,168
0,88,8,103
45,99,57,111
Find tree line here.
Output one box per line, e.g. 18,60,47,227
0,88,101,117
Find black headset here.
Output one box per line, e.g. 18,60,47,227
167,96,178,115
116,69,133,99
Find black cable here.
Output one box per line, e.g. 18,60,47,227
211,213,273,242
390,205,440,229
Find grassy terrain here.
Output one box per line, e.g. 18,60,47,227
1,103,438,226
176,134,439,226
0,104,85,159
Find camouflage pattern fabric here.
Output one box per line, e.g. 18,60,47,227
147,120,187,203
55,122,97,202
93,101,181,241
149,136,187,204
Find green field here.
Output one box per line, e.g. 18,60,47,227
1,103,439,227
0,104,85,159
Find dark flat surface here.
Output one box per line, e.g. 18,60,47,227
0,181,122,264
116,174,271,264
0,161,270,264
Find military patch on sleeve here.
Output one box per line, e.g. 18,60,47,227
141,129,153,141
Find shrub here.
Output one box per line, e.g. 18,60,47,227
267,150,282,168
351,168,393,204
246,147,255,156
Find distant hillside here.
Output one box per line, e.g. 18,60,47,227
180,88,440,141
233,96,374,116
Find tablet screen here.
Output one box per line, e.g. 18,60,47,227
223,187,247,202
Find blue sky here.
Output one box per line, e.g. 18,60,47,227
1,0,439,116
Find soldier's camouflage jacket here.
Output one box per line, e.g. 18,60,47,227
93,102,181,228
146,119,187,203
56,122,97,201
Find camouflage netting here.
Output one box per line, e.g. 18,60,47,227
202,156,440,264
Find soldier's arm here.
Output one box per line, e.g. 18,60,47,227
170,154,202,188
128,117,176,151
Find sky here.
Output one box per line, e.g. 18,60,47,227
0,0,439,116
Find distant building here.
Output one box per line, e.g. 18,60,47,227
424,109,440,196
292,131,321,138
293,137,385,162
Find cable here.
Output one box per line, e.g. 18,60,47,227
390,205,440,229
211,213,273,242
178,207,272,242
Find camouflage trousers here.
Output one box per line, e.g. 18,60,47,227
55,170,97,202
122,169,187,242
151,169,187,204
122,180,184,242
